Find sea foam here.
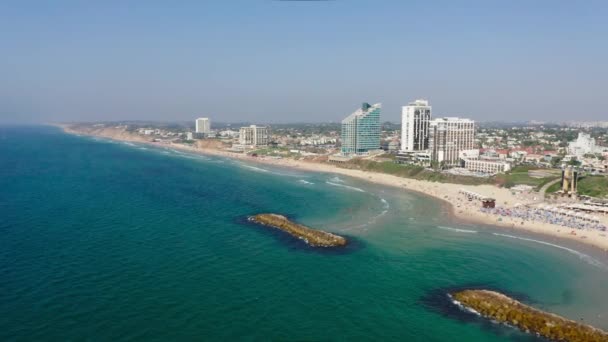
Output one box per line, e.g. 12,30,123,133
325,181,365,192
493,233,608,271
437,226,478,234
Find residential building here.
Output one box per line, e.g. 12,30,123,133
195,118,211,134
239,125,269,147
568,132,603,157
341,102,381,156
429,117,475,165
401,99,432,151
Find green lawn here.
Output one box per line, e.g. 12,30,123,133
546,175,608,198
546,182,562,193
577,176,608,198
335,159,490,185
495,169,559,189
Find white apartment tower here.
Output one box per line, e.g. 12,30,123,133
195,118,211,134
401,99,432,151
429,117,476,165
239,125,269,147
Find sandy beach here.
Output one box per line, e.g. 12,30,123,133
59,124,608,252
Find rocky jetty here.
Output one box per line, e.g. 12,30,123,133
451,289,608,342
249,214,347,247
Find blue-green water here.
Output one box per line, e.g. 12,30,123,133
1,126,608,341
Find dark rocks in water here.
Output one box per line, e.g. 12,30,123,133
249,214,347,247
451,289,608,342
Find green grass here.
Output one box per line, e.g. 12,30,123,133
545,175,608,198
546,182,562,193
577,176,608,198
494,167,560,189
334,159,490,185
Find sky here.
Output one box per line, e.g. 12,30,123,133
1,1,607,124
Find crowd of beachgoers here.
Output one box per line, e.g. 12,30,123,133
480,206,608,232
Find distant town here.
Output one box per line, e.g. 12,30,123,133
71,99,608,201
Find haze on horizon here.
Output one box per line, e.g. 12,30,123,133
1,1,607,125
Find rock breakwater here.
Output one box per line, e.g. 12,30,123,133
451,289,608,342
249,214,347,247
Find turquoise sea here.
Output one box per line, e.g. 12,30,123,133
1,126,608,341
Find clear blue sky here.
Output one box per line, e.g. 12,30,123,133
1,1,607,124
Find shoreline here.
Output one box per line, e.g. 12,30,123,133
56,124,608,254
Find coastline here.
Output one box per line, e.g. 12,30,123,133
57,124,608,253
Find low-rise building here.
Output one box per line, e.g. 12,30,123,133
463,158,511,174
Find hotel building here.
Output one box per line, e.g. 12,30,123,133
239,125,269,147
401,99,432,152
429,117,476,165
341,102,381,156
195,118,211,134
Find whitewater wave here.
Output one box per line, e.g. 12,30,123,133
325,181,366,192
437,226,478,234
122,142,136,147
493,233,608,271
329,176,344,183
239,164,270,173
298,180,314,185
346,197,390,231
448,294,482,316
236,162,303,178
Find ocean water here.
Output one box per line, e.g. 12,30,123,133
1,126,608,341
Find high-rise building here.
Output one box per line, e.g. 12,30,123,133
429,117,475,165
196,118,210,134
401,99,432,151
239,125,269,147
341,102,381,156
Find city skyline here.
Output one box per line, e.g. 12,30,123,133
1,1,607,124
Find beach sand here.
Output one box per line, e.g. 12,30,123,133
59,124,608,252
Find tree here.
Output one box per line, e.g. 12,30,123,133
550,156,562,167
567,158,581,166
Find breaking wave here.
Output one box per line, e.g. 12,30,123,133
437,226,478,234
493,233,608,271
325,181,366,192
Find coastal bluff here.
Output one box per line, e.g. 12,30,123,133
249,214,347,247
451,289,608,342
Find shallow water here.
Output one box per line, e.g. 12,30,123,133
1,126,607,341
